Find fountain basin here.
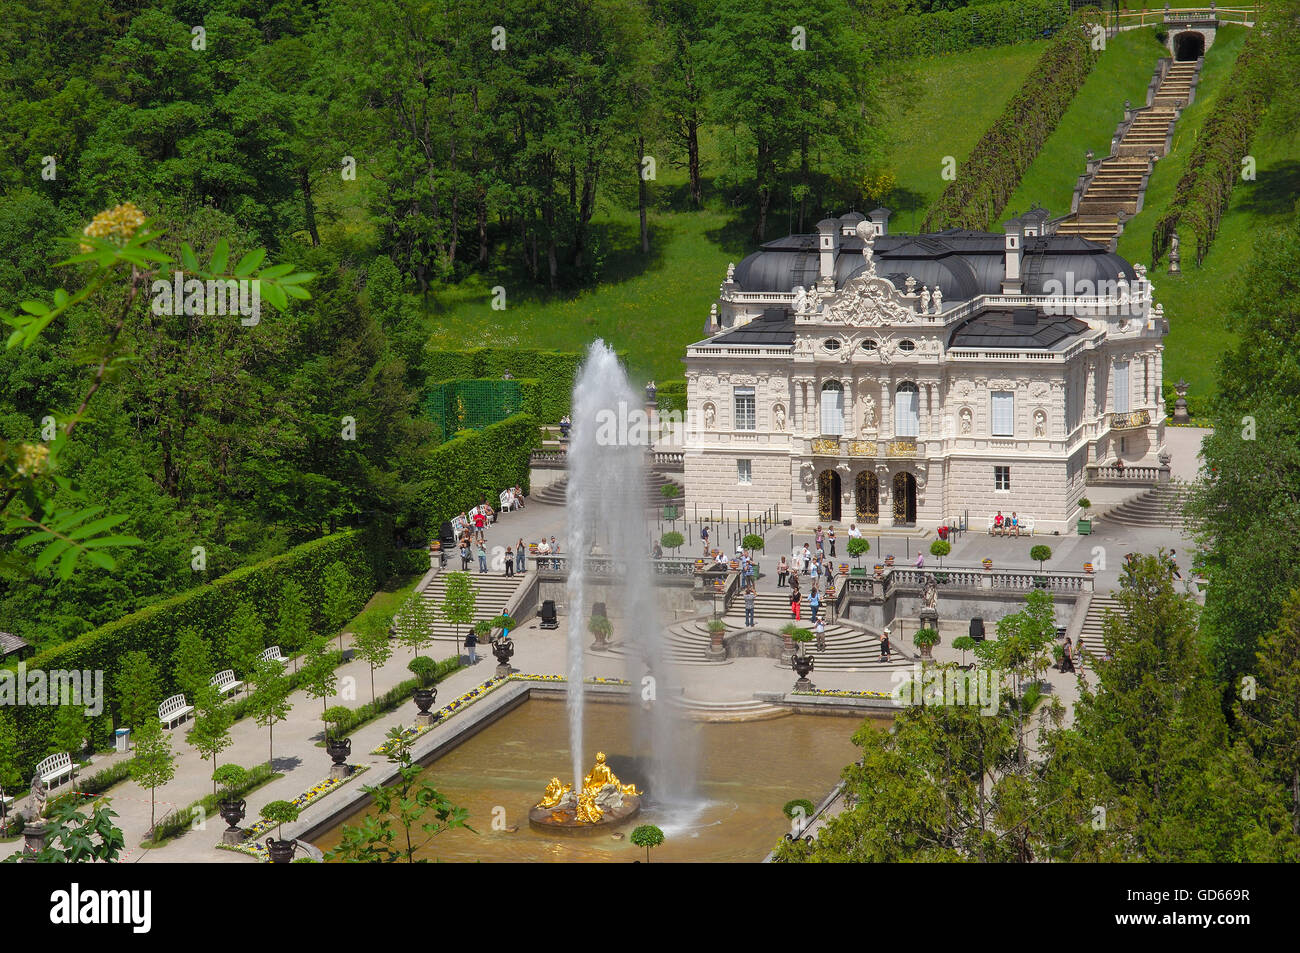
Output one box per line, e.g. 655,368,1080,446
528,794,641,833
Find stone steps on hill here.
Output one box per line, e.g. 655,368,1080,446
530,472,684,508
1098,484,1193,529
1078,592,1123,666
417,571,525,644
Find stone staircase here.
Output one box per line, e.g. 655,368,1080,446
1098,483,1193,530
529,470,684,510
1078,591,1122,667
1055,59,1201,249
720,590,910,671
417,570,526,646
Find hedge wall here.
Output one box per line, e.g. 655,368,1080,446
862,0,1070,61
415,412,541,536
922,7,1105,232
424,348,582,424
6,527,393,772
1152,31,1267,268
654,379,688,414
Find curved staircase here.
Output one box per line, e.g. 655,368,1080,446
529,470,684,509
1098,483,1193,530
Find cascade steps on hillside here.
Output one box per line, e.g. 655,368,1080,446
1054,58,1202,248
1096,483,1194,530
1078,591,1123,667
530,471,684,508
416,570,525,645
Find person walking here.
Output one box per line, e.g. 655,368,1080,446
460,539,471,571
789,582,801,621
1060,637,1076,673
744,585,756,628
916,552,924,570
516,538,526,574
809,585,821,624
801,544,812,575
504,545,514,577
701,524,710,553
465,627,479,664
879,628,891,662
828,528,837,558
815,619,826,652
777,556,789,588
477,541,488,573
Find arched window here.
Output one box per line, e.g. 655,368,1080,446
895,381,918,437
820,381,844,436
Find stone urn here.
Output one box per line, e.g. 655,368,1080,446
791,651,815,691
266,837,297,864
413,687,437,715
326,736,351,766
218,797,246,845
492,636,515,677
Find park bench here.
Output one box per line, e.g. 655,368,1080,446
987,514,1036,537
35,751,75,788
209,669,244,697
158,694,194,728
256,645,289,667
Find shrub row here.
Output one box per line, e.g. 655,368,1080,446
1152,31,1267,268
424,348,583,423
862,0,1070,61
415,412,540,536
7,528,393,772
330,655,462,739
922,8,1105,232
144,763,280,847
654,379,688,415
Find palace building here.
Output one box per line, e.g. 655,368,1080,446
681,209,1168,533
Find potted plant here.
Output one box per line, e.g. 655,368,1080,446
1083,561,1095,574
930,538,951,569
588,614,613,649
322,706,352,765
873,563,884,578
260,800,301,863
661,483,680,522
661,530,685,555
408,656,438,714
788,628,816,689
884,554,895,567
779,622,801,661
1077,498,1092,536
847,537,870,573
952,635,976,668
913,626,940,660
214,765,249,836
707,618,728,655
981,557,993,571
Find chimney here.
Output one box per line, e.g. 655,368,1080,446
867,207,892,237
1002,217,1024,294
817,218,841,283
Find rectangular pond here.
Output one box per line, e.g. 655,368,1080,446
314,698,882,862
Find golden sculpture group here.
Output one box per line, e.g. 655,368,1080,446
535,752,640,825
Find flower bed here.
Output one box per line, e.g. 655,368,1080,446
791,688,893,700
215,765,369,862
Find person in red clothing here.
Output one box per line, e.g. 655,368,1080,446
993,511,1004,537
472,509,486,531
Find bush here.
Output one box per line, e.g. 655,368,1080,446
7,529,391,774
914,627,941,648
742,533,765,551
923,7,1105,231
783,798,816,820
423,348,585,424
661,531,685,553
77,759,133,796
1030,544,1053,569
847,537,870,562
863,0,1070,62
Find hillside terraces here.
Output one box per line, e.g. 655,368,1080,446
1056,59,1202,247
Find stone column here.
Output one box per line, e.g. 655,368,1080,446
881,379,892,438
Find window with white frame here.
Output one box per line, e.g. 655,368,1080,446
734,386,756,430
991,391,1014,436
895,381,918,437
995,465,1011,491
1112,361,1130,413
820,381,844,435
737,459,752,485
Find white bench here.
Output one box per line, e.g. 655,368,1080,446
209,669,244,697
158,694,194,728
35,751,75,788
986,515,1035,537
256,646,289,666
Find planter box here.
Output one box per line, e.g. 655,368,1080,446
1077,519,1092,536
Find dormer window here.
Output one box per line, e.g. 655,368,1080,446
823,338,841,352
898,339,916,353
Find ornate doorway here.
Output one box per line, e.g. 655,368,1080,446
855,471,879,523
892,472,917,525
818,469,841,522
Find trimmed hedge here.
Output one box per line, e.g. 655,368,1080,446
7,528,393,773
424,348,583,424
862,0,1070,61
1152,31,1267,268
655,379,688,415
415,412,541,536
922,7,1105,232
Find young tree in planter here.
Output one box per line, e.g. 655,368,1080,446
326,725,471,863
172,627,214,702
114,650,162,731
913,627,940,660
930,539,951,569
847,537,870,567
408,656,437,688
353,610,395,703
275,581,311,672
1030,544,1052,573
128,718,175,837
588,615,614,647
743,533,765,553
951,635,976,667
191,686,234,795
248,659,293,768
260,800,301,840
213,764,249,801
302,635,340,725
323,706,352,744
438,572,478,653
322,560,357,655
661,483,680,522
630,823,665,863
225,603,267,680
661,530,685,555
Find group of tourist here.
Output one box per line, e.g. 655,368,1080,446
991,510,1025,537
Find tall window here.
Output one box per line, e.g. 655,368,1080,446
734,386,756,430
820,381,844,435
995,465,1011,491
737,459,752,485
895,381,918,437
991,391,1014,437
1112,361,1130,413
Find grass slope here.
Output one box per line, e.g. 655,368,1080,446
1004,27,1169,217
1112,25,1296,398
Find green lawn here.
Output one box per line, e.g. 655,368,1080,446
880,43,1046,231
1005,27,1169,218
1112,25,1293,399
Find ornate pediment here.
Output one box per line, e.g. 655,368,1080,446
819,272,918,329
